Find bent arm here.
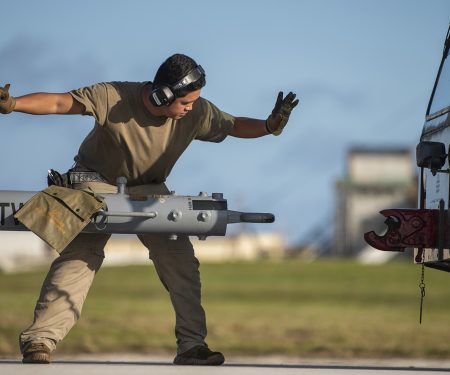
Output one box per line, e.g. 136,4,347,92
230,117,269,138
14,92,85,115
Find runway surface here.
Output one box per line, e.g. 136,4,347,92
1,356,450,375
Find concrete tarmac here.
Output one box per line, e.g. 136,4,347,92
1,355,450,375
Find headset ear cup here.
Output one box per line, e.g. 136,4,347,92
151,85,175,107
161,86,175,105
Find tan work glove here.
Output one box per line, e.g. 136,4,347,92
0,84,16,114
265,91,299,136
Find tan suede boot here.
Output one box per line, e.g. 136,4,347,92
22,343,51,364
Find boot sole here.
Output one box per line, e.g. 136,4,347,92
22,353,51,364
174,353,225,366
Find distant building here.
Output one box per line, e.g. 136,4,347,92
0,232,56,273
0,231,285,273
334,146,417,257
103,233,285,265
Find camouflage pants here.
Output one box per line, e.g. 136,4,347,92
19,182,207,355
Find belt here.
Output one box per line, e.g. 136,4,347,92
68,163,109,184
48,167,108,187
68,171,108,184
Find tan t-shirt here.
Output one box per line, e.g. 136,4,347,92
70,82,235,186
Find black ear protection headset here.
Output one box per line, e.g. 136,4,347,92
151,65,205,107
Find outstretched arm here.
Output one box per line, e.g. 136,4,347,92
230,118,268,138
0,84,84,115
230,91,299,138
15,92,84,115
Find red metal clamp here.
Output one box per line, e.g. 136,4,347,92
364,209,439,252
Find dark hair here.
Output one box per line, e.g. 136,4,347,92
153,54,206,98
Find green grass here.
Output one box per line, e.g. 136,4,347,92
0,259,449,358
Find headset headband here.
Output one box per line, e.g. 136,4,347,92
171,65,205,91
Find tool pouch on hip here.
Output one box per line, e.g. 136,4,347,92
14,185,105,253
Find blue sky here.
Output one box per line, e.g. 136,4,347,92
1,0,449,244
